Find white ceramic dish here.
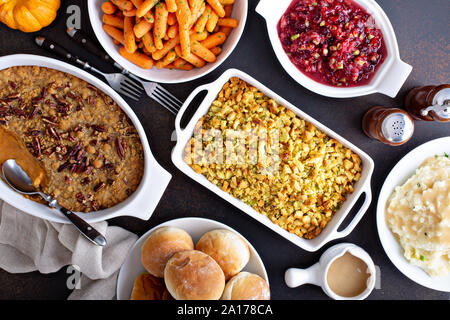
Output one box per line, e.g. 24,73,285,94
171,68,374,252
88,0,248,83
255,0,412,98
377,137,450,292
116,217,269,300
0,54,172,224
285,243,376,300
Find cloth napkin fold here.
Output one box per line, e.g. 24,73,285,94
0,200,138,300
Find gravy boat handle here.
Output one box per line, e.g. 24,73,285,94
285,263,322,288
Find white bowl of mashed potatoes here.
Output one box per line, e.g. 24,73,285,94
377,137,450,292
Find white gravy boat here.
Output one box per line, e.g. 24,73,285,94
285,243,376,300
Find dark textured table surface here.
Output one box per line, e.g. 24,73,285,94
0,0,448,300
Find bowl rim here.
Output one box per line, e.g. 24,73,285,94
116,217,269,300
255,0,410,98
87,0,249,84
376,136,450,292
0,54,171,224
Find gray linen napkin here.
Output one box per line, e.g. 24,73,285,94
0,200,138,300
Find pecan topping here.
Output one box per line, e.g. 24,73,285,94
48,126,61,141
92,124,106,132
81,177,91,186
57,161,71,172
75,192,85,203
115,137,125,159
41,116,58,126
32,136,41,157
28,105,39,120
9,81,17,90
94,182,105,192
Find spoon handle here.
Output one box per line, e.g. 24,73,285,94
39,193,107,247
58,207,107,246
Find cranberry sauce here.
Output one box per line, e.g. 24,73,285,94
277,0,387,87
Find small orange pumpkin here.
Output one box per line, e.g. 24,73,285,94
0,0,61,33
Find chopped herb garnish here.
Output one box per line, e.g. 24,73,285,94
291,34,300,41
417,183,421,188
420,255,425,261
445,152,449,158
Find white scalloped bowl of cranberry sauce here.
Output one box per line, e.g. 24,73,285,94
256,0,412,98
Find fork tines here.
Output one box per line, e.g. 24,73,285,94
150,84,183,115
119,76,143,101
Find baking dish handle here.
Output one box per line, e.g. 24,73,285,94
330,184,372,241
175,84,211,135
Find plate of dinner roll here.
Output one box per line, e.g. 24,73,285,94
117,217,269,300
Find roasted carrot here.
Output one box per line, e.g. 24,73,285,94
136,0,159,17
173,58,194,70
209,46,221,55
200,31,226,48
175,45,205,68
123,8,137,16
102,2,117,14
167,12,177,25
124,16,137,53
130,0,144,7
153,33,164,50
195,5,211,33
119,46,154,68
103,24,125,45
167,24,178,38
134,19,153,38
191,40,216,62
142,32,157,53
165,0,177,13
103,14,124,29
217,18,238,28
206,10,218,33
154,2,169,39
155,50,177,68
206,0,225,17
190,30,208,41
110,0,133,11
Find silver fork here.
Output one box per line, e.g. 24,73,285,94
36,36,143,101
36,36,182,113
66,29,183,114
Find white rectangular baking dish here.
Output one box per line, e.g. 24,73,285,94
0,54,172,224
172,69,374,252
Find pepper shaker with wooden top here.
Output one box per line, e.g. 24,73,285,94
362,106,415,146
405,84,450,122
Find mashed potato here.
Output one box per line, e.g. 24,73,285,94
386,155,450,277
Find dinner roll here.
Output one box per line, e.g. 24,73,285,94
131,273,165,300
196,229,250,280
164,250,225,300
221,272,270,300
141,226,194,277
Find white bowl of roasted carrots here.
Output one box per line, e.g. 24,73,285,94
88,0,247,83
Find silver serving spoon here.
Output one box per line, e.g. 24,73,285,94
2,159,107,246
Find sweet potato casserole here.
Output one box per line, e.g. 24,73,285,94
184,78,362,239
0,66,144,213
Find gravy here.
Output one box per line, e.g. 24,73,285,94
326,251,370,298
0,126,46,188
